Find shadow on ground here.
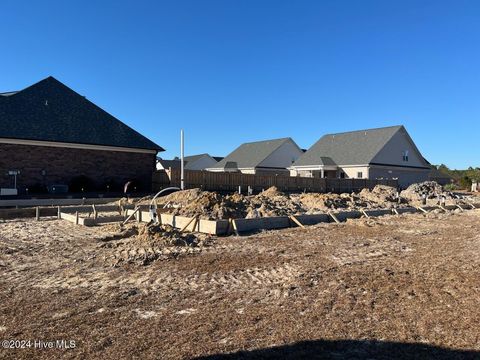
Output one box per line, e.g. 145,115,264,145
194,339,479,360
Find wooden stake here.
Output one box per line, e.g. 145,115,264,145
328,211,340,224
232,219,240,236
417,207,428,214
57,206,61,219
289,215,305,228
361,209,370,218
122,207,139,225
191,216,199,232
466,202,476,209
226,218,233,235
180,215,198,232
35,207,40,221
75,211,79,225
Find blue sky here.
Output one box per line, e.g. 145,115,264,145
1,0,478,169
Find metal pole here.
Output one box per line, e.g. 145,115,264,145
180,129,185,190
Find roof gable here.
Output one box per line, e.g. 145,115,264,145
371,126,430,168
210,138,295,169
184,153,211,163
293,125,403,167
0,77,163,151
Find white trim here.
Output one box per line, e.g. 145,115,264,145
369,164,430,172
290,165,338,170
0,138,157,154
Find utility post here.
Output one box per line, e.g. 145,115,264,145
180,129,185,190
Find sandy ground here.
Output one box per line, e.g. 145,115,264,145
0,210,479,359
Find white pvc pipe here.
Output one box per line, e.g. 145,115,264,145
180,129,185,190
149,186,181,224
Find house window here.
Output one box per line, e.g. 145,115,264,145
340,172,345,179
357,172,363,179
402,150,409,162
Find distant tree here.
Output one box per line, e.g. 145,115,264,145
459,176,472,189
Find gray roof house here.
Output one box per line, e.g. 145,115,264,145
290,125,431,187
156,154,222,171
206,137,303,175
0,76,163,192
156,158,181,170
184,154,221,170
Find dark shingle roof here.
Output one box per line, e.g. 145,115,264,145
157,159,181,169
0,76,163,151
210,138,294,170
293,125,403,167
184,154,209,163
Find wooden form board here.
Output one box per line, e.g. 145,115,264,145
0,197,121,208
60,212,125,226
60,205,132,213
394,207,418,215
88,203,480,234
125,210,230,235
363,209,392,217
0,207,57,220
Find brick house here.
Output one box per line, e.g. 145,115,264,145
0,77,164,193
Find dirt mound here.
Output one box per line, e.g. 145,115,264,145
159,187,302,219
401,181,442,201
142,182,462,221
258,186,285,198
245,187,304,218
160,188,204,204
104,223,214,266
359,185,400,208
295,192,371,212
168,191,247,220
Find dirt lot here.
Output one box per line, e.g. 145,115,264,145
0,210,479,359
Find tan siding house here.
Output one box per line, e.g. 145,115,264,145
207,138,303,175
290,125,430,187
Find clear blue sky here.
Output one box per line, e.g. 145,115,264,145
1,0,479,169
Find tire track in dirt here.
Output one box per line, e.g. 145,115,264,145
31,263,301,296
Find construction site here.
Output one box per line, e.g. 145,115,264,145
1,181,479,359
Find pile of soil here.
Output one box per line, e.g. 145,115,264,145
400,181,443,201
101,223,214,266
294,192,369,211
245,187,304,218
155,184,410,220
359,185,401,208
164,190,248,220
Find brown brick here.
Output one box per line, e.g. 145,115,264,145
0,143,156,192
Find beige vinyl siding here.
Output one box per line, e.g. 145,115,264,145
340,166,369,179
369,166,429,188
371,129,427,168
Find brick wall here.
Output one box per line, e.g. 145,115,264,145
0,143,156,191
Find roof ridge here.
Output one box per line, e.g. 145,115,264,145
3,76,56,97
324,125,403,137
255,138,293,167
241,137,291,146
0,76,164,152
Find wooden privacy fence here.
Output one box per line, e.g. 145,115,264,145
152,169,398,193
